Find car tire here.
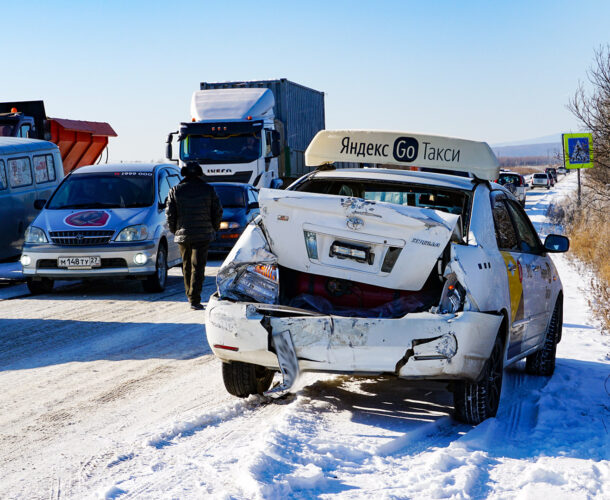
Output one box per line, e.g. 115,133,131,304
222,361,274,397
142,243,167,293
26,278,54,295
453,333,504,424
526,297,562,376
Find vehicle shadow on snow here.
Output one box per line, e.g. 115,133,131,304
299,357,609,459
0,317,211,371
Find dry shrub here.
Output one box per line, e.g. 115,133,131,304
552,185,610,333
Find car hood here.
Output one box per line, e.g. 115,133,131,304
258,189,461,291
34,207,152,234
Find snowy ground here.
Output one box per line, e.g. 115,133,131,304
1,173,608,499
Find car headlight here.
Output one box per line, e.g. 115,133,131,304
24,226,48,244
219,221,241,230
115,224,148,242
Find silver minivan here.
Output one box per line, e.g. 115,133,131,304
21,163,182,294
0,137,64,260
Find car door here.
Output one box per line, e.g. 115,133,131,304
165,169,182,264
504,199,550,350
490,191,530,360
156,169,176,263
246,187,259,223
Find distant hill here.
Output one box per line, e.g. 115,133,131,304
492,142,561,158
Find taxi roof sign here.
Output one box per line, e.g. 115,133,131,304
562,133,594,169
305,130,500,181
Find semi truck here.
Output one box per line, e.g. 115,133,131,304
0,101,117,175
166,79,325,188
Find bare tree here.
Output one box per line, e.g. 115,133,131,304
568,45,610,206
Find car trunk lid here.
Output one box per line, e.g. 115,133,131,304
258,189,460,291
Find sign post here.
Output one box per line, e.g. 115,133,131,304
562,133,594,206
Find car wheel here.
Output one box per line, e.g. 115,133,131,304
26,278,54,295
142,243,167,293
526,297,561,376
222,361,274,397
453,333,504,424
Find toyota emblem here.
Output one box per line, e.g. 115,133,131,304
346,216,364,230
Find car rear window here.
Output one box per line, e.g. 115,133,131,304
47,172,154,209
213,185,246,208
533,174,547,179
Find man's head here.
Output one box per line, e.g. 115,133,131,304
181,161,203,178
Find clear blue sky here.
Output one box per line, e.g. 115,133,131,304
4,0,609,161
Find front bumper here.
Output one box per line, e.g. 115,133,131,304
21,241,158,278
204,294,503,382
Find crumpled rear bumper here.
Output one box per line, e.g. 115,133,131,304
204,294,503,382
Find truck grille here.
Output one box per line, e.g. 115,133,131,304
201,171,253,183
50,230,115,246
37,258,128,269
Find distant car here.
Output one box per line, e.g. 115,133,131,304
20,163,182,294
209,183,260,253
545,167,558,184
206,130,569,425
531,173,551,189
557,167,567,175
496,171,527,206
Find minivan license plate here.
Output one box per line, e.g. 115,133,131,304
58,256,101,269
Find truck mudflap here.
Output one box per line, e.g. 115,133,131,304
205,297,504,392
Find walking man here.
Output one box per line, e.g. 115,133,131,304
166,162,222,310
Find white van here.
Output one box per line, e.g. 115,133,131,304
0,138,63,260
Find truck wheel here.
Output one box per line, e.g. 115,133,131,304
26,278,54,295
222,361,274,397
526,298,561,376
142,244,167,293
453,334,504,424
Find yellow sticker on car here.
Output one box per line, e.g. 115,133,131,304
501,251,524,323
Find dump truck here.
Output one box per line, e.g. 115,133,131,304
166,79,325,188
0,101,117,175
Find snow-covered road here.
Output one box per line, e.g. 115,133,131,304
1,174,608,499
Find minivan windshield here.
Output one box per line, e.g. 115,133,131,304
47,172,154,209
213,185,246,208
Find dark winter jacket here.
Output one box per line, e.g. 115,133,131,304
165,177,223,244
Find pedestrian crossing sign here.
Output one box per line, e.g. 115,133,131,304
563,133,594,169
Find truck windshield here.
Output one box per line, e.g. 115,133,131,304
213,185,246,208
47,172,154,209
182,133,261,164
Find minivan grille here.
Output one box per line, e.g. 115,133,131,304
50,230,115,246
37,258,127,269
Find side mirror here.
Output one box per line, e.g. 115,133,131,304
544,234,569,253
248,201,260,211
166,131,178,162
270,178,284,189
158,197,168,210
34,199,46,210
271,130,281,157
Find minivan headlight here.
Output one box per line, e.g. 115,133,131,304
116,224,148,242
25,226,48,244
219,221,241,230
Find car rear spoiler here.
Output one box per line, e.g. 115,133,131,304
305,130,500,181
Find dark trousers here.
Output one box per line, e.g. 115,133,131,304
178,241,210,305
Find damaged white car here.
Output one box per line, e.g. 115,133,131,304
204,130,569,424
